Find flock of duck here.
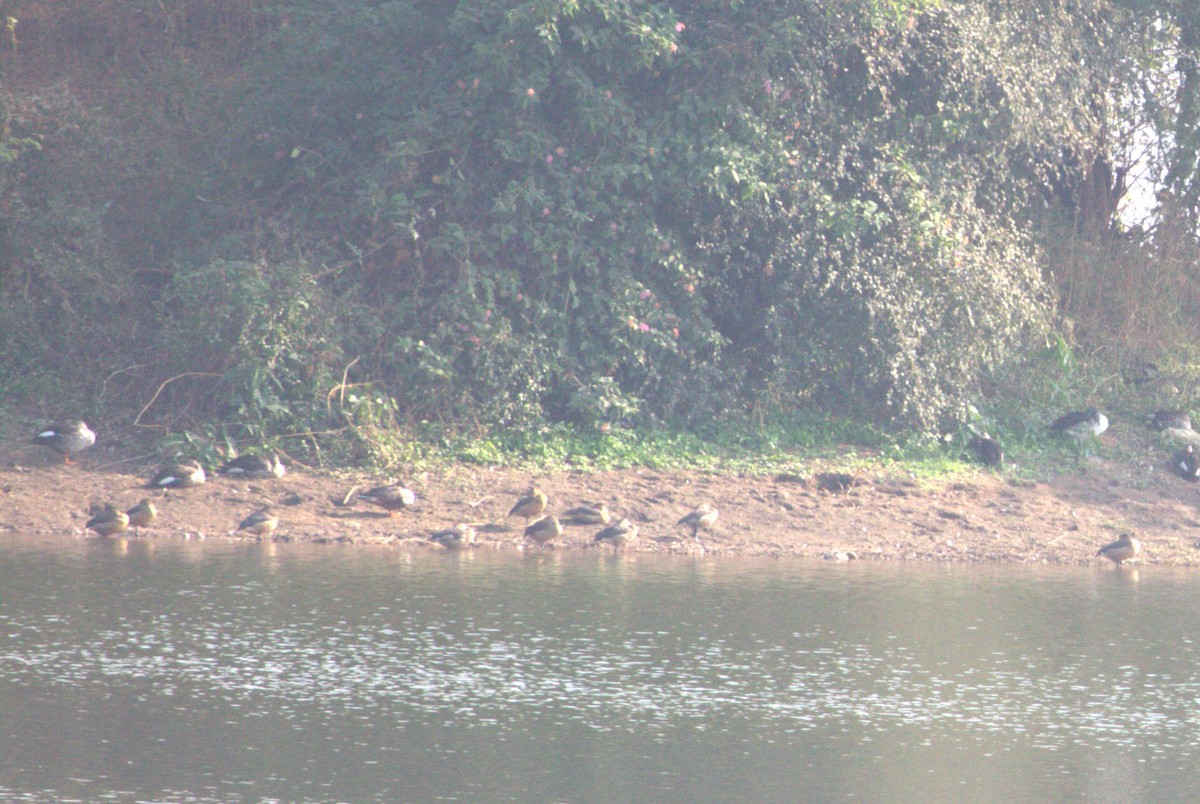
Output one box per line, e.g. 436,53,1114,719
32,405,1195,563
29,421,719,552
967,405,1200,566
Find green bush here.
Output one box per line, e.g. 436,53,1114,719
150,259,336,438
1,0,1193,447
223,0,1077,432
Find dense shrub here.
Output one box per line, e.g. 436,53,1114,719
0,0,1196,442
227,1,1067,429
148,259,336,437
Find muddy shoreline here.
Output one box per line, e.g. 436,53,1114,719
4,441,1199,565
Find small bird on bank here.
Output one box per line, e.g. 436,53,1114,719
677,503,718,544
969,433,1003,467
562,502,611,525
1148,409,1192,431
524,515,563,545
355,483,416,516
1171,445,1200,481
125,499,157,534
594,518,638,549
32,421,95,464
1097,532,1141,566
218,452,286,479
430,523,476,550
86,505,129,537
147,460,206,489
508,486,548,524
236,509,279,538
1048,408,1109,439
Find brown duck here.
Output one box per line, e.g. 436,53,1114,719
125,499,157,534
524,515,563,545
1097,533,1141,566
356,483,416,516
508,486,549,524
87,505,129,537
677,503,718,544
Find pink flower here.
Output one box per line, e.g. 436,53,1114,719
639,289,652,300
638,323,651,332
545,154,554,165
675,22,685,33
764,79,773,94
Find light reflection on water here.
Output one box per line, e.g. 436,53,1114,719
0,534,1196,801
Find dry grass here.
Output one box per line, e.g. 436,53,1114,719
1051,220,1200,369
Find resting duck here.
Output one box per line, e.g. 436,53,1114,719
430,523,476,550
969,434,1003,467
524,515,563,545
32,421,96,464
86,505,129,537
1048,408,1109,439
236,509,279,538
125,499,157,534
1172,445,1200,481
218,452,286,479
1148,409,1192,431
147,460,206,489
594,518,639,549
562,502,611,525
1096,532,1141,566
355,483,415,516
508,486,549,523
677,503,719,544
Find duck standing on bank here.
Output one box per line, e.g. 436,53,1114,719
125,499,157,535
594,518,639,550
508,486,549,525
32,421,96,464
524,515,563,545
355,483,416,516
677,503,719,546
236,509,279,538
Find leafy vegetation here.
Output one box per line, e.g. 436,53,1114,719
0,0,1198,471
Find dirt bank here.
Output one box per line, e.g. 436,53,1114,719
5,432,1200,565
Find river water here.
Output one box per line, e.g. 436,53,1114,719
0,534,1194,801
